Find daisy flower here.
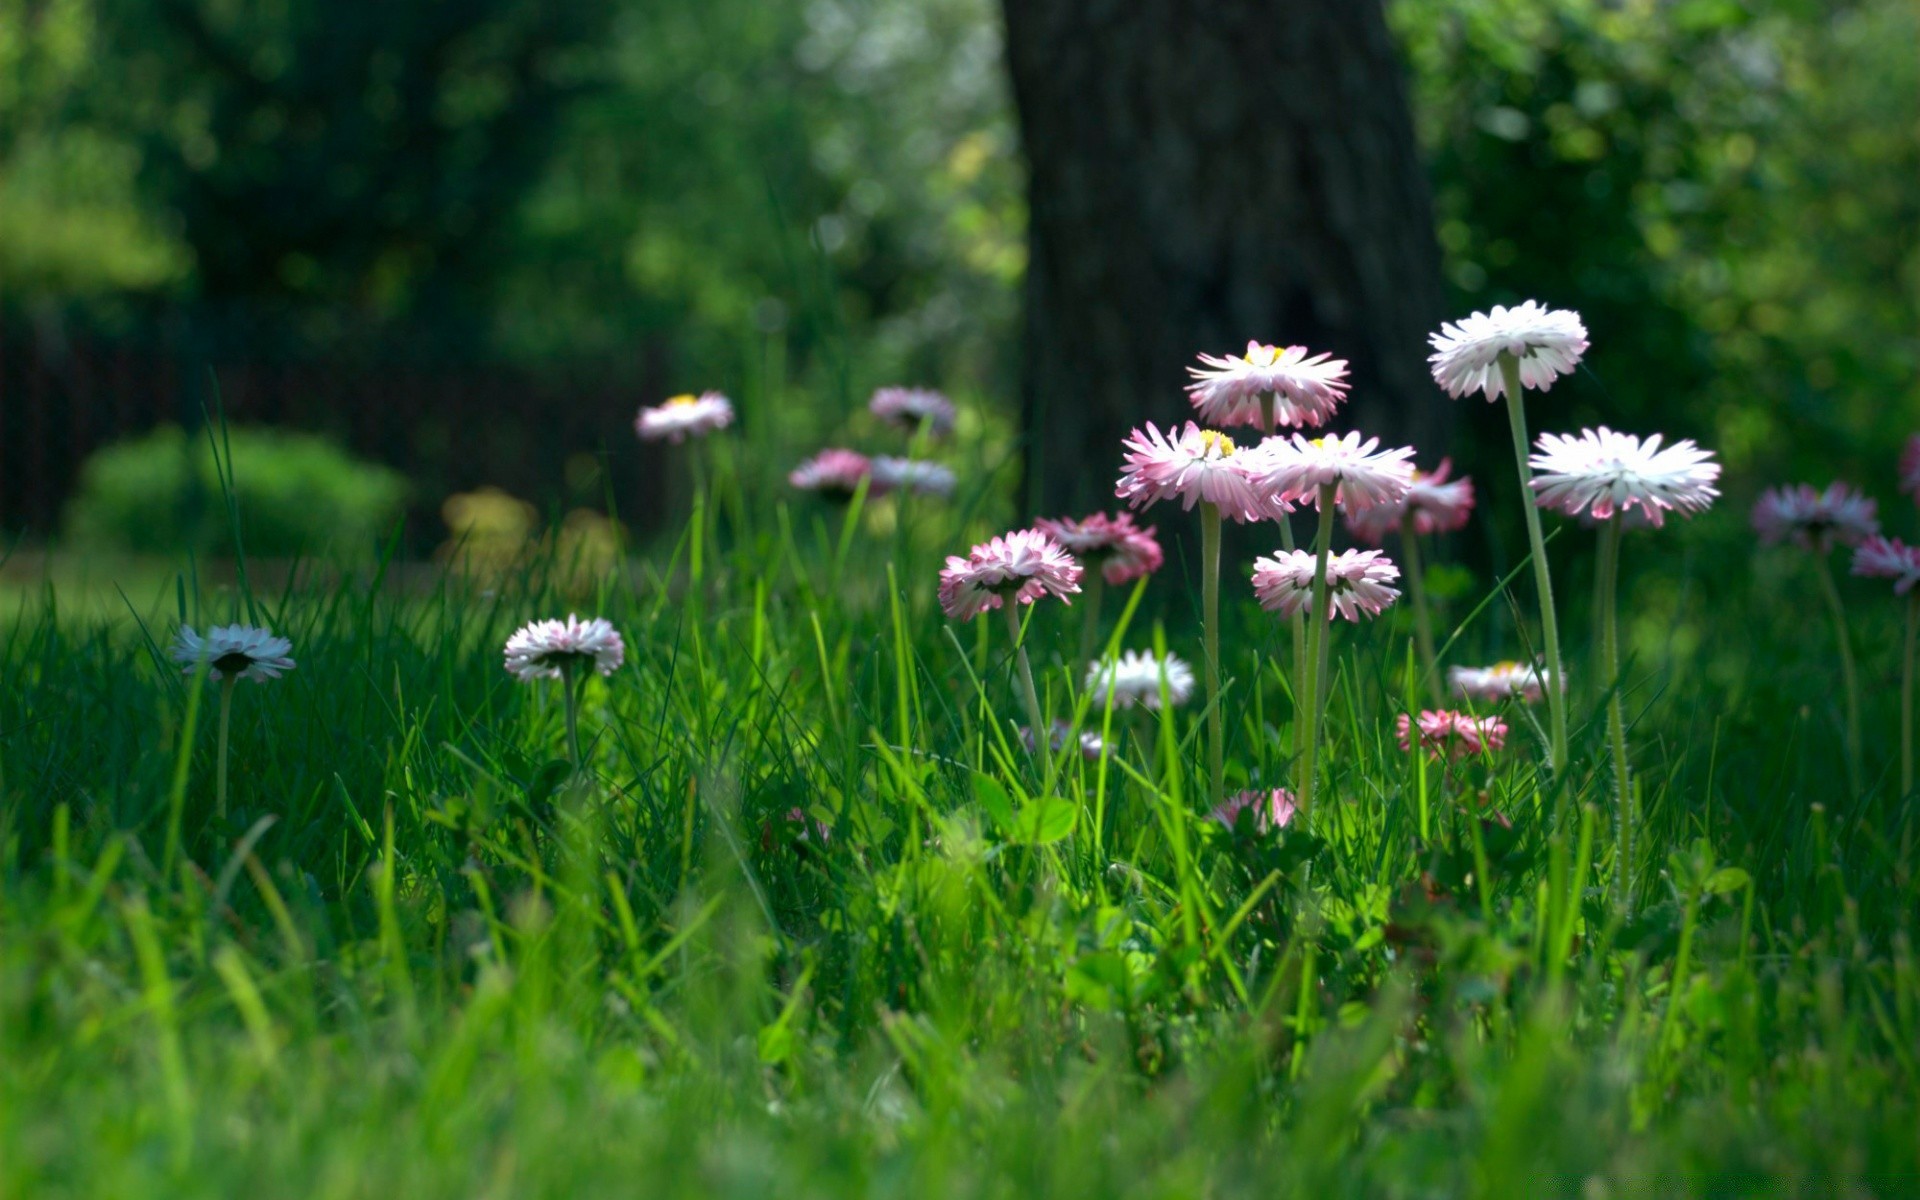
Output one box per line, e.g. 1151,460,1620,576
1449,661,1553,704
1529,427,1721,527
503,615,627,682
635,392,734,443
1252,549,1401,622
1257,431,1416,514
1211,788,1298,834
1021,720,1106,761
1185,342,1349,430
1114,422,1287,523
1396,710,1509,760
1345,459,1476,544
1034,513,1164,585
937,529,1083,621
1084,649,1196,710
1853,535,1920,595
1901,434,1920,501
789,448,873,499
1427,301,1589,401
870,456,957,498
1752,483,1880,552
170,624,296,683
869,387,957,437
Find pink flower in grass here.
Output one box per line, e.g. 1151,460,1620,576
870,456,957,497
1346,459,1476,544
1034,513,1164,585
1021,720,1105,761
1853,535,1920,595
789,449,874,499
1428,301,1589,401
1115,422,1288,523
1529,427,1720,527
1396,710,1509,760
938,529,1083,621
1901,435,1920,502
1186,342,1349,431
1210,788,1298,834
503,615,625,682
636,392,734,443
1449,661,1554,704
870,387,957,437
1752,483,1879,552
1252,549,1401,622
1257,431,1416,514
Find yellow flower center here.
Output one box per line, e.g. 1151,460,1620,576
666,393,699,407
1494,660,1521,672
1243,343,1280,366
1198,430,1238,456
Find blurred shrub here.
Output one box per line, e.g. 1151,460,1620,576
64,425,406,558
438,486,623,599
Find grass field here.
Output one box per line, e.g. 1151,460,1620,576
2,462,1916,1198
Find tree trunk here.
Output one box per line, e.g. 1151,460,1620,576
1002,0,1446,514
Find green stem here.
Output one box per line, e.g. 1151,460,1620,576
1599,519,1633,915
1590,519,1618,710
1813,552,1864,796
562,662,584,773
1903,593,1917,801
1078,571,1106,666
216,677,235,821
1400,514,1439,705
1278,509,1305,727
1003,603,1047,753
1298,484,1337,819
1201,501,1224,810
1499,354,1567,775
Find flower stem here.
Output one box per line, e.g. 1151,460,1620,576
1078,571,1106,666
1003,604,1047,753
1201,501,1224,810
1903,592,1917,801
1400,514,1439,704
1278,509,1306,726
215,677,235,821
1498,354,1567,775
1813,552,1864,796
1298,484,1337,820
562,662,585,773
1598,518,1633,915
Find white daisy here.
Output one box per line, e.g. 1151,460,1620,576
1428,301,1589,401
170,624,297,683
1084,650,1196,710
869,456,957,497
1529,427,1721,528
1185,342,1349,430
635,392,734,444
1255,431,1417,514
504,615,627,682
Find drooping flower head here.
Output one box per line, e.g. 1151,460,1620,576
1084,649,1195,710
1853,535,1920,595
1257,431,1416,514
1345,458,1476,544
1185,342,1349,431
870,456,956,498
1529,427,1720,528
503,615,626,682
1251,549,1401,622
1901,435,1920,502
1210,788,1298,834
1428,301,1589,401
170,624,296,683
1396,710,1509,760
1449,661,1554,704
1114,422,1288,523
1021,720,1106,761
789,449,874,500
1752,483,1880,552
869,387,957,437
1034,513,1164,585
635,391,734,443
938,529,1083,621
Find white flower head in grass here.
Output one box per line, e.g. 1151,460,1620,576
503,615,626,682
1449,661,1555,704
789,448,873,499
1021,720,1106,761
1115,421,1288,522
1752,483,1880,552
1853,535,1920,595
1346,459,1476,544
1428,301,1589,400
1257,431,1416,514
938,529,1082,621
1529,427,1720,527
870,456,956,498
870,386,957,437
1210,788,1297,834
1186,342,1349,430
1034,513,1164,585
635,391,734,443
1251,549,1401,621
1084,649,1195,710
170,624,296,683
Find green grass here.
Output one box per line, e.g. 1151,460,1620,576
1,479,1916,1198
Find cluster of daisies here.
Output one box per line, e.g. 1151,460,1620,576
786,387,960,501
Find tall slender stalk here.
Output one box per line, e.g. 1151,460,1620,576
1498,354,1567,774
1003,604,1048,753
215,677,235,820
1077,571,1106,666
1261,394,1308,729
561,661,585,773
1813,553,1864,796
1298,483,1337,819
1201,501,1225,809
1400,514,1439,704
1598,519,1633,914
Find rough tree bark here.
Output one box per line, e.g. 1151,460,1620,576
1001,0,1446,513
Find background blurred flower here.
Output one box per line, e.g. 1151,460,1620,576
1345,459,1475,543
790,449,874,499
1752,482,1879,551
1853,535,1920,594
869,387,957,437
937,529,1082,621
1449,661,1552,704
635,392,734,443
1252,548,1401,621
503,615,626,682
1084,649,1194,710
1034,513,1163,585
870,456,956,497
1210,788,1297,834
1186,342,1348,430
1530,427,1720,526
1396,710,1508,760
1428,301,1589,400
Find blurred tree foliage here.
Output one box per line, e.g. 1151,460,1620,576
1,0,1911,475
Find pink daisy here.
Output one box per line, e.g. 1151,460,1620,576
1257,431,1417,514
503,615,626,682
869,457,956,497
1033,513,1164,585
789,449,874,499
1396,710,1509,760
1251,548,1401,622
635,392,734,443
1853,535,1920,595
1901,435,1920,502
1021,720,1106,761
1345,459,1476,544
1115,422,1287,523
869,387,957,437
1529,427,1720,527
1427,301,1589,401
1752,483,1880,552
1448,661,1554,704
1210,788,1298,834
938,529,1083,621
1185,342,1350,431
